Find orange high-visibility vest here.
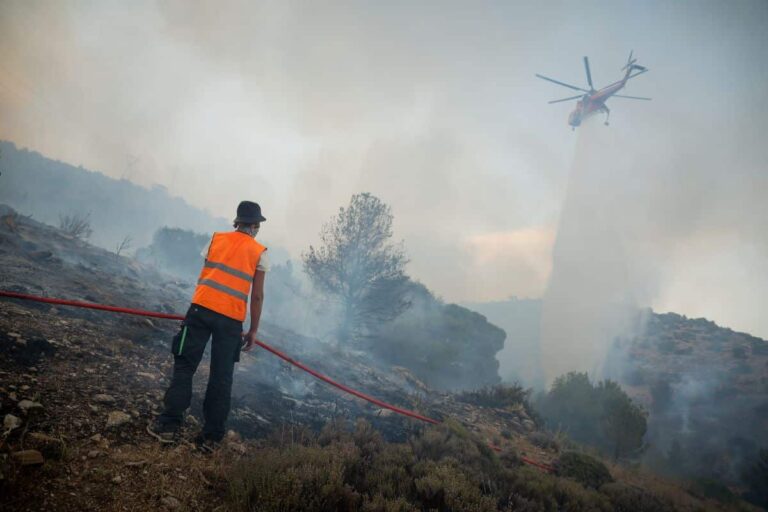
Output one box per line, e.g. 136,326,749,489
191,231,266,321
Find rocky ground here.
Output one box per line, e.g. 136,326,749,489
0,207,755,511
608,310,768,486
0,209,551,510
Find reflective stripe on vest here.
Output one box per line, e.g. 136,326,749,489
191,231,266,321
203,260,253,282
197,278,249,301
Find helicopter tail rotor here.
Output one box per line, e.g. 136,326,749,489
622,50,636,71
622,50,648,77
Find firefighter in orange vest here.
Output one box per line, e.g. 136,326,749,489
148,201,267,450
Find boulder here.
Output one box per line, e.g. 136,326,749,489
11,450,44,466
160,496,181,509
3,414,21,433
106,411,131,428
17,399,43,415
27,432,65,459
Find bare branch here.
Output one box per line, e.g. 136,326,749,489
58,212,93,240
115,235,133,258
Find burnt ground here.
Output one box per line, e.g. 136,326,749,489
0,208,550,511
0,207,749,511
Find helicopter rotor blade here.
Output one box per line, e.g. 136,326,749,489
613,94,652,100
548,94,583,104
583,56,594,90
535,74,589,92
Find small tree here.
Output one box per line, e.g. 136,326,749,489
598,380,647,460
58,211,93,240
303,193,410,343
538,372,601,443
137,227,209,277
537,373,647,460
115,235,133,258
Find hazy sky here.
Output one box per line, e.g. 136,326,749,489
1,1,767,337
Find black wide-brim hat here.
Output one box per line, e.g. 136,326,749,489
234,200,266,223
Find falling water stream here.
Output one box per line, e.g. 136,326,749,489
539,119,641,384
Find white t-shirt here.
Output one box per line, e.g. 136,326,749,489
200,237,270,272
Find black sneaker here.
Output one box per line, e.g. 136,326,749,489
194,433,220,454
147,421,180,444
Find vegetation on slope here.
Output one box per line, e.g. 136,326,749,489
226,419,687,512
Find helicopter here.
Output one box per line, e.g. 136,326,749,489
536,52,651,129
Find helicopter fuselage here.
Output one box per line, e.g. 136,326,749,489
568,79,627,127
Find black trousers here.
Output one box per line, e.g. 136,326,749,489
159,304,242,441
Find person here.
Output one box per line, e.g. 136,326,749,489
148,200,268,450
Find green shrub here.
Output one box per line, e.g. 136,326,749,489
361,494,418,512
136,226,209,277
536,373,647,460
598,381,647,461
410,420,500,478
554,452,613,489
457,383,531,409
658,339,677,354
266,423,316,448
688,477,738,504
742,448,768,508
361,444,415,500
600,482,675,512
498,448,522,470
226,419,681,512
732,345,748,358
496,466,611,511
227,443,362,512
318,417,354,446
352,419,385,458
536,373,601,444
528,431,560,452
413,459,498,511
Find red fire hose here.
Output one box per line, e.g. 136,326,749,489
0,291,186,320
0,290,553,472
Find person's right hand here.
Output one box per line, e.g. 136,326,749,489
242,330,259,352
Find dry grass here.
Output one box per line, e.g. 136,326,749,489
222,419,751,512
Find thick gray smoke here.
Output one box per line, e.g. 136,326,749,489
1,1,767,362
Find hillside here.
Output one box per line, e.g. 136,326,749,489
474,297,768,495
0,207,755,511
465,298,543,387
0,140,227,250
613,311,768,485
